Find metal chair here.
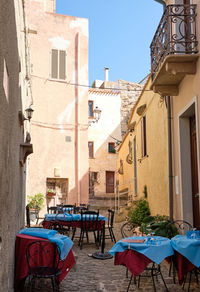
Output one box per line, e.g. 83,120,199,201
78,210,99,249
62,204,76,214
104,209,116,243
47,206,58,214
168,220,193,283
26,205,44,227
26,240,62,292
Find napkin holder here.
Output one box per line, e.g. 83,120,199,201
186,230,200,239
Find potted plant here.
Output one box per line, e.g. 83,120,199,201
47,189,56,196
27,193,45,221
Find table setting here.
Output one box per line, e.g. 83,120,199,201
14,227,75,292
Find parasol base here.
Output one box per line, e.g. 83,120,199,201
92,252,113,260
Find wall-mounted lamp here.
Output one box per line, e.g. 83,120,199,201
19,106,34,125
93,106,101,122
89,106,101,125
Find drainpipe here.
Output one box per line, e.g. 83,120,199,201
75,33,80,206
166,96,173,221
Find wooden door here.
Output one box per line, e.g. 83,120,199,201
106,171,115,193
190,115,200,228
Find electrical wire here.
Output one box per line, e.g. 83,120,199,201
30,74,152,92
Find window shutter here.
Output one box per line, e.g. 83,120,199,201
51,49,58,79
59,50,66,80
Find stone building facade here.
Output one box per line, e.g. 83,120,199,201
25,0,89,209
88,77,142,200
0,0,32,290
118,79,143,137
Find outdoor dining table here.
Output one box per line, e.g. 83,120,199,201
42,213,107,231
14,228,75,292
109,236,174,277
170,234,200,284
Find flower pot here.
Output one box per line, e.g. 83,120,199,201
47,192,56,196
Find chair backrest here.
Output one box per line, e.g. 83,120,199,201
80,210,99,231
74,205,88,213
26,205,40,227
107,209,115,228
62,204,76,214
171,220,193,235
47,206,58,214
26,205,30,227
26,240,61,274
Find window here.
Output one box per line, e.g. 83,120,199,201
141,115,147,157
88,141,94,158
108,142,116,154
51,49,66,80
88,101,93,118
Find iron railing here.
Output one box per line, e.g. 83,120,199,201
151,4,198,80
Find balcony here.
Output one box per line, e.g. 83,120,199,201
150,4,199,96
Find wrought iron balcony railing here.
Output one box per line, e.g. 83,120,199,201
150,4,198,81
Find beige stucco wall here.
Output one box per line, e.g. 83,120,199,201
118,77,169,216
159,0,200,223
0,0,30,290
25,0,89,208
88,89,121,196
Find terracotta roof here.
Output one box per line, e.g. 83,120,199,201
89,88,119,95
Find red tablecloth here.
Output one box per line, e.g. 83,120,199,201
14,234,75,292
173,251,195,284
114,249,152,276
42,219,104,231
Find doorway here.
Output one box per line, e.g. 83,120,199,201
179,101,200,227
106,171,115,193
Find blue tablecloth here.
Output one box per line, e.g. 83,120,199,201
109,236,174,264
19,228,73,260
45,213,107,222
171,235,200,267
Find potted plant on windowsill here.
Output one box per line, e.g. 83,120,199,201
47,189,56,196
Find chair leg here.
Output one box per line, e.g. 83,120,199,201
71,227,76,240
158,265,169,291
127,274,133,292
111,228,116,243
51,277,55,292
151,264,157,292
30,277,35,292
188,271,192,292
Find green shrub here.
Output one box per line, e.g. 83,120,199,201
141,217,179,238
130,199,150,225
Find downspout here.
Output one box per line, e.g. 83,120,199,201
75,33,80,206
153,0,173,220
166,96,173,221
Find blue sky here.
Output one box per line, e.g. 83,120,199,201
56,0,163,85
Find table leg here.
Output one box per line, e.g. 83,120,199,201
92,221,113,260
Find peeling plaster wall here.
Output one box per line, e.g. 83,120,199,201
0,0,29,290
25,0,89,206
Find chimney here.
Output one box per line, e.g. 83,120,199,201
45,0,55,13
104,67,109,81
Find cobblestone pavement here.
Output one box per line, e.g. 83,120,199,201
28,223,200,292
